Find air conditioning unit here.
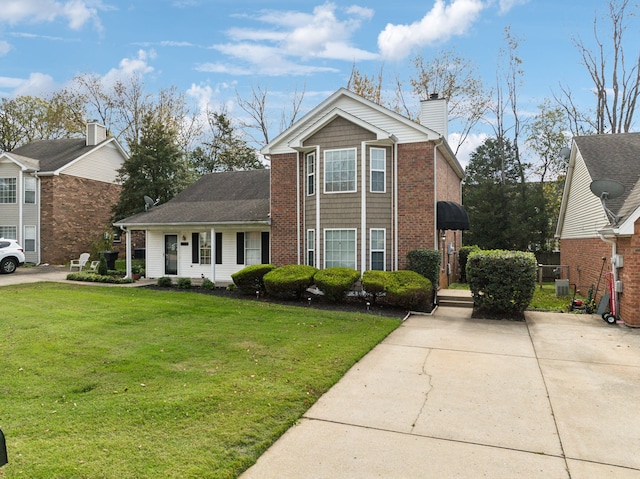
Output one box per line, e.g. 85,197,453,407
555,279,570,297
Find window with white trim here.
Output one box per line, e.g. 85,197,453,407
0,178,16,203
0,226,17,239
370,229,385,271
324,148,356,193
245,231,261,266
370,148,386,193
24,225,36,252
307,153,315,195
324,229,356,269
307,229,315,266
199,231,211,265
24,176,36,204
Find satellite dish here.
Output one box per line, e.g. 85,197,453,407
144,195,159,211
590,179,625,200
559,147,571,160
589,179,625,225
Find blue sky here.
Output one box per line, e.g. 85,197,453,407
0,0,636,165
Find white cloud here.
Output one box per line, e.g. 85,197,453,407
101,49,155,86
449,131,488,169
378,0,486,60
0,0,105,31
213,2,377,76
0,41,12,56
498,0,529,15
7,72,57,97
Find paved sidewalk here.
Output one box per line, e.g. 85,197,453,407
241,305,640,478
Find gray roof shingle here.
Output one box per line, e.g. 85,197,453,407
575,133,640,218
116,169,271,226
11,138,95,172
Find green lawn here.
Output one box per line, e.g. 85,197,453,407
0,283,400,478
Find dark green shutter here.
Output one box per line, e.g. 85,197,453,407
236,232,245,264
215,232,223,264
261,232,269,264
192,233,199,263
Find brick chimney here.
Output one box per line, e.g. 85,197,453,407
419,93,448,138
86,121,107,146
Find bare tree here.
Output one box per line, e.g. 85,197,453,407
409,49,492,154
236,84,306,146
559,0,640,133
347,64,384,105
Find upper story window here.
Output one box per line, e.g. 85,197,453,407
0,178,17,204
307,153,315,196
324,148,356,193
370,148,386,193
24,177,36,204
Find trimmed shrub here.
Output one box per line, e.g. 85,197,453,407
458,245,481,283
201,278,215,290
361,270,387,303
466,249,537,315
406,249,440,290
177,277,192,289
157,276,173,287
67,272,134,284
231,264,276,295
314,267,361,302
97,254,108,275
264,264,318,300
386,270,432,310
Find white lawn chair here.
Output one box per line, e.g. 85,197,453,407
70,253,90,271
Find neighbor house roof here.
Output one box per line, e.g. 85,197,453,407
10,136,127,173
114,169,271,227
575,133,640,219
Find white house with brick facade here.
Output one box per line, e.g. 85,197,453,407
115,89,467,286
262,88,466,288
0,122,127,265
556,132,640,327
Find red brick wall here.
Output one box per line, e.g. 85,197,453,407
270,152,300,266
615,222,640,326
40,175,122,264
560,237,612,295
397,142,436,270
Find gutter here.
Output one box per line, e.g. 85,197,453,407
597,228,623,325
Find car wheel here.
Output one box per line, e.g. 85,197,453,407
0,258,17,274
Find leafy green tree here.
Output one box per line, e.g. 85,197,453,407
190,110,263,175
112,114,192,222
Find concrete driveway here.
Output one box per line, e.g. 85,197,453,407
0,264,69,286
241,306,640,478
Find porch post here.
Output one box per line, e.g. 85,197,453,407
124,227,132,279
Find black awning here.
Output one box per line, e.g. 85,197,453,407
437,201,469,231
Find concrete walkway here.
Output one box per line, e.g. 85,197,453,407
241,304,640,478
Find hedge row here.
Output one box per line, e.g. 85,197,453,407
232,264,433,311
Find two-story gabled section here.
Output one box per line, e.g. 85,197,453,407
0,122,127,264
262,88,466,287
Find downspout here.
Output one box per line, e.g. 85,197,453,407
18,169,23,247
433,138,444,250
361,141,372,274
315,146,320,267
36,172,41,265
598,231,621,322
394,142,399,271
297,152,301,264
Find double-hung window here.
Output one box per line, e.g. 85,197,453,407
370,229,386,271
324,229,356,269
0,178,16,204
24,176,36,204
370,148,386,193
192,232,212,265
24,226,36,252
324,148,356,193
0,226,17,239
307,230,315,267
307,153,315,195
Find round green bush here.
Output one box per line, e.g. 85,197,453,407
157,276,173,287
313,267,361,302
264,264,318,299
231,264,275,294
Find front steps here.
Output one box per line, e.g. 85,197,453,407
436,289,474,308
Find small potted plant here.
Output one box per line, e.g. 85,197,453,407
131,264,144,280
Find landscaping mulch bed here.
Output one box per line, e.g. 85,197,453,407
143,284,421,319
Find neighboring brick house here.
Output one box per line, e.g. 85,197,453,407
114,89,467,287
556,132,640,327
0,122,127,265
262,88,466,288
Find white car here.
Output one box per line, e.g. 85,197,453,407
0,238,25,274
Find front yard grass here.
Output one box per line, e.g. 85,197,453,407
0,283,400,478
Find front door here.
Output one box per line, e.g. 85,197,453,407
165,234,178,275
